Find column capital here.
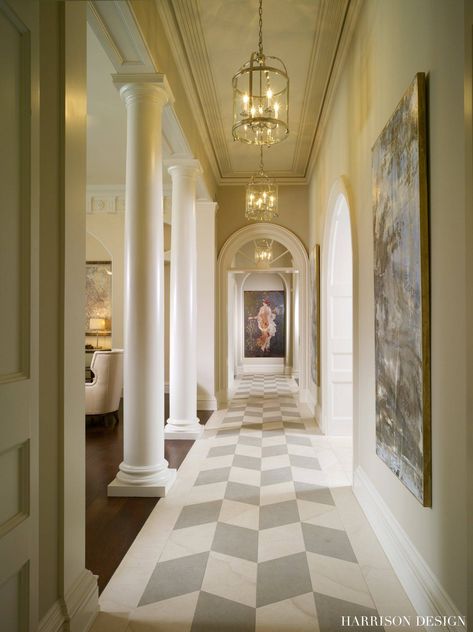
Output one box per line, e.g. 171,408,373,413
112,73,175,108
166,157,203,180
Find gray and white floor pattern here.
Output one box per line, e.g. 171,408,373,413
94,375,417,631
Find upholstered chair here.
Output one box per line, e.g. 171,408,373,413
85,349,123,425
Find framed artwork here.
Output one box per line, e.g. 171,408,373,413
372,73,431,506
85,261,112,335
244,290,285,358
310,244,321,387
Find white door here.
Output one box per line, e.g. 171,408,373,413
325,196,353,436
0,0,39,628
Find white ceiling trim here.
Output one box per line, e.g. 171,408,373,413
156,0,357,184
292,0,349,176
157,0,224,181
87,0,211,199
306,0,363,179
87,1,155,73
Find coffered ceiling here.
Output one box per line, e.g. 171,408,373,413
156,0,356,183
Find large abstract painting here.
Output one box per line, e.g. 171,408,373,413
85,261,112,331
310,245,321,386
244,291,285,358
372,73,431,506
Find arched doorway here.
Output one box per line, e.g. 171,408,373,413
322,186,353,436
217,224,310,406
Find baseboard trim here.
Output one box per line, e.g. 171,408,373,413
353,467,466,632
242,364,285,374
38,570,98,632
63,568,99,632
38,600,65,632
197,396,217,411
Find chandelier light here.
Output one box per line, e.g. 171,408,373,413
254,239,274,268
232,0,289,146
246,147,278,222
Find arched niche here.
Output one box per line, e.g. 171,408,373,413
217,223,310,405
321,177,357,437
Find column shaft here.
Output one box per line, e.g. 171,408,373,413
108,76,176,496
165,162,203,439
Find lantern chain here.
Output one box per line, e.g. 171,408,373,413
258,0,263,58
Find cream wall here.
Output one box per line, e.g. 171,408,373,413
464,2,473,622
309,0,467,614
216,185,310,252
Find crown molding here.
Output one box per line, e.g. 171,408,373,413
292,0,349,175
156,0,223,182
307,0,363,179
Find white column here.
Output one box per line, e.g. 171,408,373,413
196,201,218,410
108,74,176,497
165,160,203,439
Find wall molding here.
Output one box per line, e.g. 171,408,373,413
197,397,217,411
38,600,65,632
353,467,466,632
63,569,99,632
86,185,125,215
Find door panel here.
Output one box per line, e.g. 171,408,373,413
0,0,38,629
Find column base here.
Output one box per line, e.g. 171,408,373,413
165,418,203,440
107,468,177,497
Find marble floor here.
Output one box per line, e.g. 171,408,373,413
91,375,417,631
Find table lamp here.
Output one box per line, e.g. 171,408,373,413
89,317,106,349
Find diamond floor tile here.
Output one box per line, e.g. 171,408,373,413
212,521,259,562
139,551,209,605
103,375,407,632
256,552,313,607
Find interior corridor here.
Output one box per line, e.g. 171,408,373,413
93,375,416,631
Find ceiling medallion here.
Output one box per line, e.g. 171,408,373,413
232,0,289,146
246,147,278,222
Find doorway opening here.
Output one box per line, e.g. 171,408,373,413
323,191,353,436
217,224,309,406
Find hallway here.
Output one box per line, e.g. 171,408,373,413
94,375,416,631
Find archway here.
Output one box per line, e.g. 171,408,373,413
217,224,309,405
322,182,354,436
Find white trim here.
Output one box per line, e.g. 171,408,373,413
321,178,354,437
218,224,310,406
242,364,285,375
63,569,99,632
197,397,218,411
306,387,317,417
38,601,65,632
354,467,466,632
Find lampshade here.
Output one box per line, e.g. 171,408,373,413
89,318,106,331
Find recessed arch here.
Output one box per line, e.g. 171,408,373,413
321,177,356,436
217,223,310,404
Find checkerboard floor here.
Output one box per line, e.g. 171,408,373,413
95,375,416,631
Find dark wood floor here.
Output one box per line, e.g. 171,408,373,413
86,397,212,593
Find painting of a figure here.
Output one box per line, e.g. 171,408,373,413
244,291,285,358
372,73,431,506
